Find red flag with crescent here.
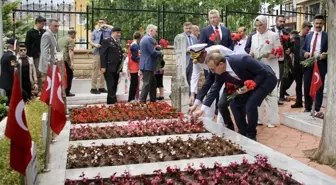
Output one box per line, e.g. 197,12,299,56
40,64,52,104
50,65,66,135
310,61,323,101
5,70,32,175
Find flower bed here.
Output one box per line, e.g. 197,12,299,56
67,135,244,168
70,119,207,141
65,155,302,185
70,102,180,124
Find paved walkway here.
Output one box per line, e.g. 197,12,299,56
257,101,336,179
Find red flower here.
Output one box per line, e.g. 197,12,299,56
228,89,235,95
244,80,256,90
265,40,270,44
277,46,284,57
127,40,133,44
281,35,290,41
159,39,169,48
209,33,217,41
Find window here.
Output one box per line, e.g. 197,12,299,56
304,7,309,20
77,38,87,49
77,14,86,25
309,3,320,21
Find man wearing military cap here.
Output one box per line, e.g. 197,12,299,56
188,43,235,129
0,38,19,105
100,26,125,104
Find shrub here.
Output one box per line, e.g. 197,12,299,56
0,104,8,121
0,100,48,185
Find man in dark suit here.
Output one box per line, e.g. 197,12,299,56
302,15,328,113
139,24,162,102
199,9,233,49
100,27,124,104
244,31,256,54
0,38,18,105
197,53,277,141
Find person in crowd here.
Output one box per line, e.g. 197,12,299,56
191,25,200,39
139,24,162,102
302,15,328,114
155,47,165,101
0,38,18,105
250,15,282,128
39,19,60,74
100,27,124,104
17,43,38,102
25,16,46,95
58,30,77,97
233,27,248,54
89,18,113,94
199,9,233,49
128,31,142,102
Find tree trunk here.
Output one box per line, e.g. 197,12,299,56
311,0,336,168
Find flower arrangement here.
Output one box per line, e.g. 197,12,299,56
300,52,328,67
65,155,302,185
257,45,284,60
70,118,207,141
227,80,256,101
70,102,181,124
209,30,220,45
231,33,242,42
66,135,245,168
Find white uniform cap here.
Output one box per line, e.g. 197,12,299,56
187,43,208,53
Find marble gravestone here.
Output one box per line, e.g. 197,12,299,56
171,34,189,113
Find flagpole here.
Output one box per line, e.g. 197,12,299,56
43,63,56,172
311,101,316,117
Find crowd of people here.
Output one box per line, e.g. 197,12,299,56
0,9,328,141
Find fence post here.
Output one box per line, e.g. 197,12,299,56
162,4,165,39
12,12,16,38
157,5,160,39
221,9,224,25
280,5,282,15
86,5,89,49
91,0,94,31
324,9,327,31
225,5,228,27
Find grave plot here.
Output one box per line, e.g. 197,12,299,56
70,102,180,124
64,155,302,185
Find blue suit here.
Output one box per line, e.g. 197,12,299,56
139,34,161,102
244,32,256,54
206,54,277,140
139,34,161,72
199,24,233,49
302,31,328,112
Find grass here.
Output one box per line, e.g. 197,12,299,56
0,100,48,185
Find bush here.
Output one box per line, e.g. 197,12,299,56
0,96,7,105
0,104,8,121
0,100,48,185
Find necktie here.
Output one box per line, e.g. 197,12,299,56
311,32,318,57
215,26,220,40
188,35,192,46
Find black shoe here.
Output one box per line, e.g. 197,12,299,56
226,122,234,131
291,103,303,108
284,91,290,96
278,101,284,105
214,109,218,116
66,92,75,97
246,134,257,141
156,96,164,101
99,88,108,93
303,109,311,112
279,97,287,101
90,89,101,94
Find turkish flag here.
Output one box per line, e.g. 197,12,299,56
50,65,67,135
40,64,52,104
5,70,32,175
310,62,323,101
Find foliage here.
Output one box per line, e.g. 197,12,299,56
0,100,48,185
0,96,8,105
86,0,283,43
0,96,8,121
2,1,33,44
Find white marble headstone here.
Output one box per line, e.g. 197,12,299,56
174,34,188,86
26,142,38,185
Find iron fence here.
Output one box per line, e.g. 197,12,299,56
11,0,328,49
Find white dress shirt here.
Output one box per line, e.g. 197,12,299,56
190,45,235,94
310,31,322,56
233,37,248,54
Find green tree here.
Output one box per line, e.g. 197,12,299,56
87,0,282,43
2,1,33,44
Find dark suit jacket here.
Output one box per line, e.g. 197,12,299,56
199,24,233,49
292,35,302,69
203,54,277,107
244,31,256,54
302,31,328,66
0,51,16,90
100,38,123,73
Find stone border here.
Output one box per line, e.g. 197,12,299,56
38,117,336,185
282,112,323,137
65,154,252,180
69,133,213,147
0,116,7,138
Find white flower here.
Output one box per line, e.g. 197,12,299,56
171,151,176,155
157,150,162,154
160,154,163,159
119,151,123,156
